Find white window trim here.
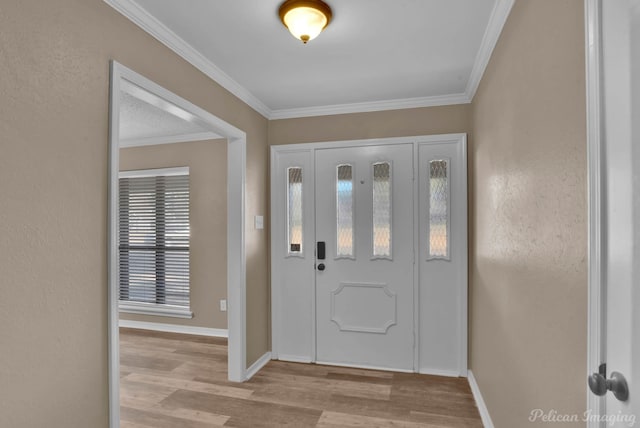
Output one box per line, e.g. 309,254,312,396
119,301,194,319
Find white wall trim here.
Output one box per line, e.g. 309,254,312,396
584,0,606,426
118,304,193,319
465,0,515,101
418,368,462,378
120,131,221,148
245,352,272,380
269,93,470,120
119,319,228,338
103,0,271,118
119,166,189,178
315,360,414,374
107,60,121,428
270,133,467,153
276,355,314,364
467,370,495,428
109,61,247,428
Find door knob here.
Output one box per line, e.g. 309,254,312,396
317,263,325,271
588,371,629,402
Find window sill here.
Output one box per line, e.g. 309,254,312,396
119,302,193,319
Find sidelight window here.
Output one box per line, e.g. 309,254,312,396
287,167,304,255
428,159,449,259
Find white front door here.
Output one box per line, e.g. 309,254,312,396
270,135,467,375
588,0,639,424
314,144,414,370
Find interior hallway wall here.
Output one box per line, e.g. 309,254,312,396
268,105,471,146
0,1,269,426
469,0,587,426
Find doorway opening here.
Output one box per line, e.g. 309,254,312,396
108,61,247,427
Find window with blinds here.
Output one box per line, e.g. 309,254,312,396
118,167,192,318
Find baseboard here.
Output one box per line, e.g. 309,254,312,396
276,354,313,364
418,368,462,377
119,319,228,338
467,370,494,428
245,352,272,380
315,360,414,373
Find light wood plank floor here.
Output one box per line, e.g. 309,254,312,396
120,328,482,427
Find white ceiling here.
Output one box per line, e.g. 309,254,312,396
107,0,514,119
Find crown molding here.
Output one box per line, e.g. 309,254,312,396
104,0,272,118
105,0,512,121
465,0,515,101
269,93,471,120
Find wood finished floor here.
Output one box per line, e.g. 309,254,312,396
120,328,482,427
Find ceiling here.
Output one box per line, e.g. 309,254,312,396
106,0,514,119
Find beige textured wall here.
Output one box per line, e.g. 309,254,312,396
119,140,228,329
268,104,471,145
470,0,587,426
0,1,269,426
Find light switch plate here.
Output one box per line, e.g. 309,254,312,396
220,299,227,312
254,215,264,230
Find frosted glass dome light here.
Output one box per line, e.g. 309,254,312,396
279,0,332,44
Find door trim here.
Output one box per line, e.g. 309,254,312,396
270,133,467,375
109,61,248,427
585,0,606,425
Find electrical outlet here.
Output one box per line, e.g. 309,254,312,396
220,299,227,312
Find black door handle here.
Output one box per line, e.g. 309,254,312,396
317,263,325,271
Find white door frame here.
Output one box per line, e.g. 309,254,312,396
585,0,640,424
108,61,247,428
270,133,467,375
585,0,607,424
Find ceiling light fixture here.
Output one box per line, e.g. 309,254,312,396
279,0,332,44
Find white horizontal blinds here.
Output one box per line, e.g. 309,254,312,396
119,172,190,308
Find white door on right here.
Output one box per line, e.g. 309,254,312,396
590,0,639,423
418,140,468,376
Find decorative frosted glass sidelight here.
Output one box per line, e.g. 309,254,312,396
336,164,354,257
428,160,449,259
287,167,303,254
372,162,392,258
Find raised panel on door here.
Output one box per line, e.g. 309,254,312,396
315,144,414,370
270,149,315,362
418,140,467,376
